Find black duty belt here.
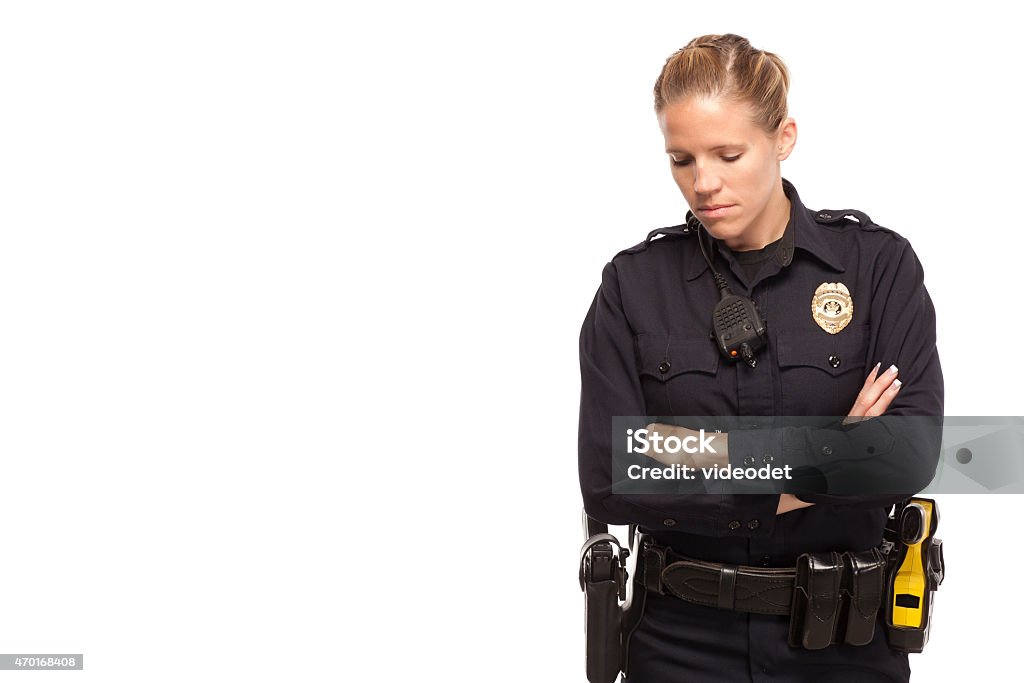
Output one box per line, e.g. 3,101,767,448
641,539,891,648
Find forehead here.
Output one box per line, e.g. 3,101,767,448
658,95,764,150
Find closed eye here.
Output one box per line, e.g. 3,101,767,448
671,155,742,166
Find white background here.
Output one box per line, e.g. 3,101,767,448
0,1,1020,681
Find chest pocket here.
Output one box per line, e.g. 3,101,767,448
635,334,723,416
776,325,870,416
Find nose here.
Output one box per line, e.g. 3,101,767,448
692,162,722,195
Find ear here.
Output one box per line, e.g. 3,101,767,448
776,117,797,161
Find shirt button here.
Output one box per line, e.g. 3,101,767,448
658,361,671,374
762,454,774,465
728,520,741,530
663,518,676,527
828,354,841,368
822,445,833,456
760,554,772,566
743,456,755,466
748,519,760,529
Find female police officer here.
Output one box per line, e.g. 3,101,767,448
578,34,943,682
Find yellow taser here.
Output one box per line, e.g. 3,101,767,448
884,497,945,653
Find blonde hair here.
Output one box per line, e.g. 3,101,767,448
653,33,790,134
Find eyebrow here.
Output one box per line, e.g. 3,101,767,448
665,144,743,154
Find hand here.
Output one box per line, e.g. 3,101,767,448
777,493,814,515
643,423,728,469
643,426,829,516
843,363,901,425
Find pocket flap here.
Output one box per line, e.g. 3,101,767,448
636,335,719,381
777,326,870,377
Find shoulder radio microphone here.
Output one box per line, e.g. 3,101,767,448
688,213,769,368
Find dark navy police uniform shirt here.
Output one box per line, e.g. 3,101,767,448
577,178,943,682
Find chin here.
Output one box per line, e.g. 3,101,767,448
702,218,746,241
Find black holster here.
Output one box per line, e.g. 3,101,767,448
579,516,648,683
579,532,626,683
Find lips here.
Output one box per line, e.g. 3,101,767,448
697,204,735,218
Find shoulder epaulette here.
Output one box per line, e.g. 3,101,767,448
613,223,694,259
813,209,875,228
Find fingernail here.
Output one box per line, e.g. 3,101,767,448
893,379,902,388
888,364,898,375
874,362,881,371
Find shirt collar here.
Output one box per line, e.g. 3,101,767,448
684,177,846,281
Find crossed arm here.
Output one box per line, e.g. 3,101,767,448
645,362,903,515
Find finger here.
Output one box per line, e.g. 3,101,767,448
848,364,898,419
863,378,903,417
848,362,884,417
862,364,899,406
863,362,881,387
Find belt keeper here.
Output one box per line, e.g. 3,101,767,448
718,565,738,610
643,543,668,595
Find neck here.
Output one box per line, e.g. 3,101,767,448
723,183,790,252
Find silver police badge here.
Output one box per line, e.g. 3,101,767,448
811,282,853,334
